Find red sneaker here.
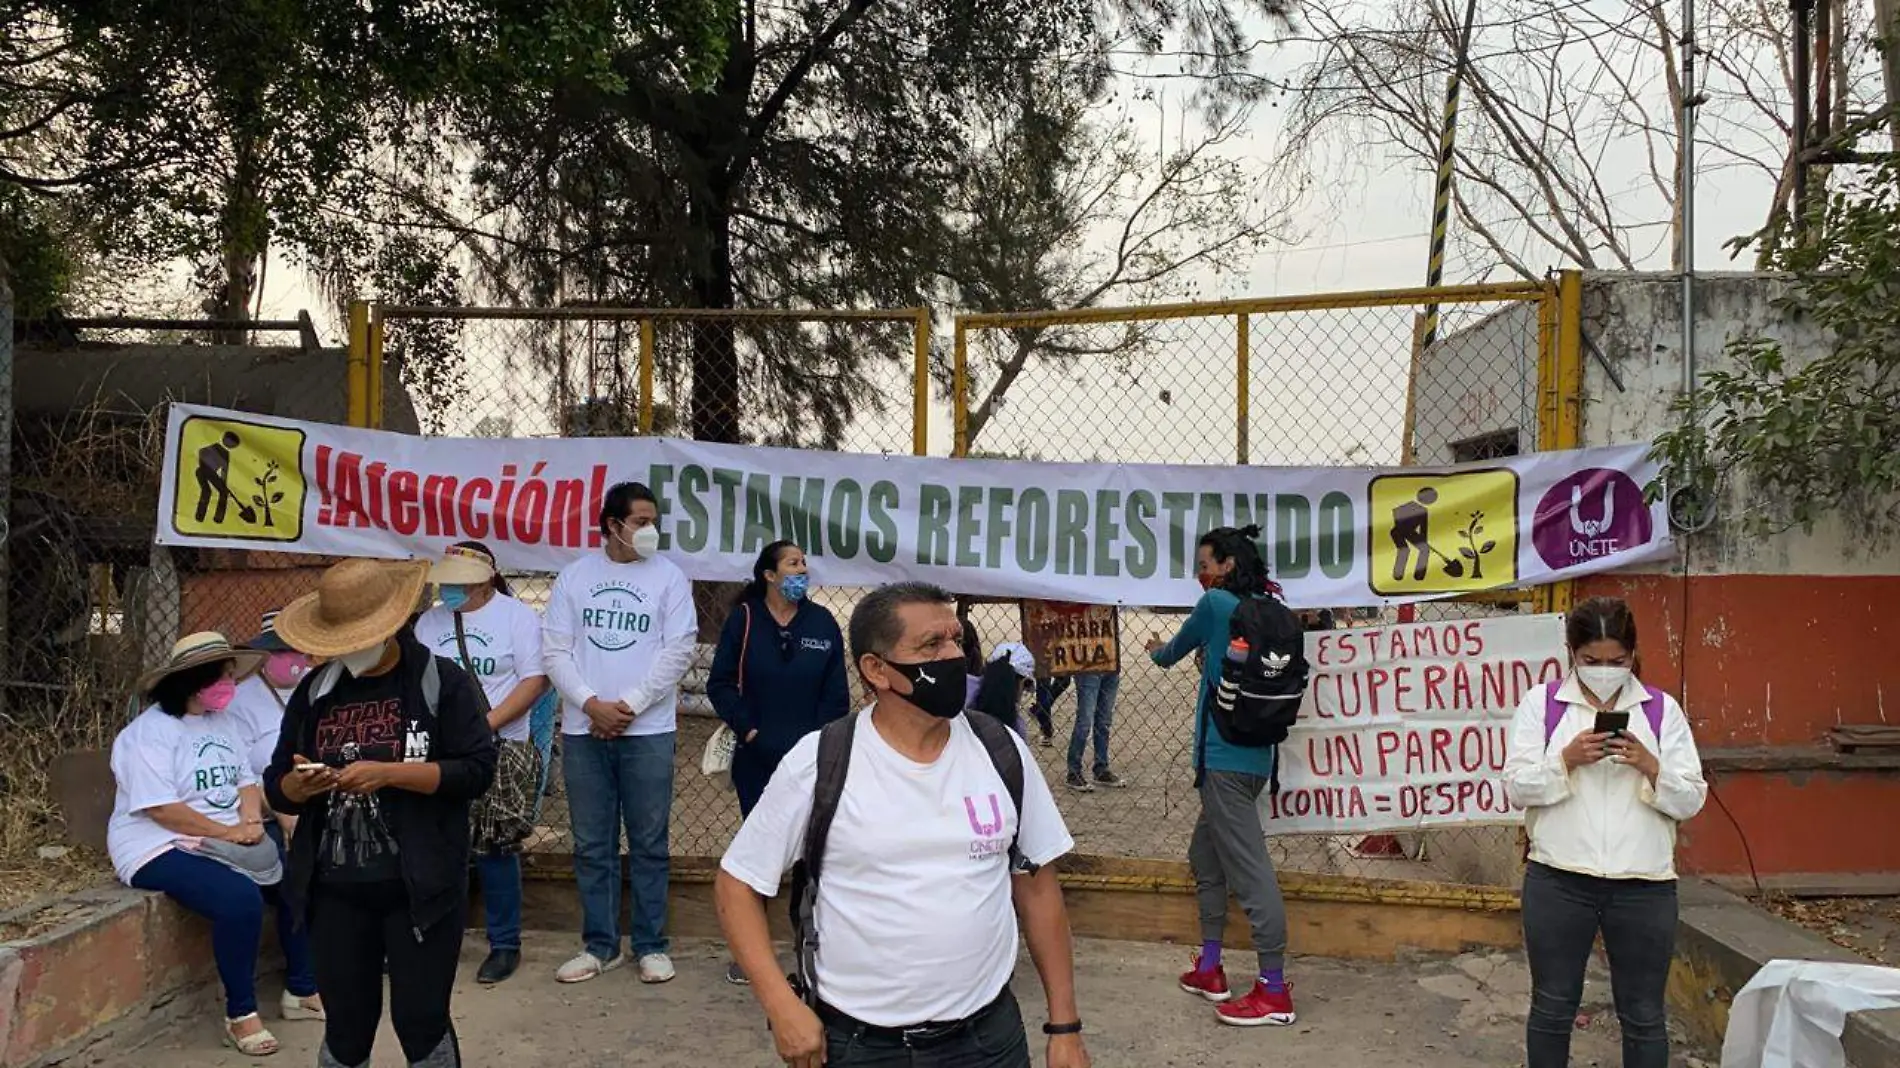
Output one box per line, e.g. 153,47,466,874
1215,980,1297,1027
1177,955,1232,1002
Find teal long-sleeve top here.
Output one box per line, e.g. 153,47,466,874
1150,588,1277,778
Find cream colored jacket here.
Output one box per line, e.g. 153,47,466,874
1504,675,1708,881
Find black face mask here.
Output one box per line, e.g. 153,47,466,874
880,655,969,719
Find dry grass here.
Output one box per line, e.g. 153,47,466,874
0,394,165,916
0,686,119,915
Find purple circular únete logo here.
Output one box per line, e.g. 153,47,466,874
1531,468,1654,571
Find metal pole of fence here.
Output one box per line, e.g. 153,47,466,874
952,319,970,458
1418,0,1482,349
638,318,656,434
1234,312,1251,465
346,302,371,428
368,308,387,430
912,309,930,457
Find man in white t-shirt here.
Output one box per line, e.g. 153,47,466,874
717,582,1091,1068
543,481,696,985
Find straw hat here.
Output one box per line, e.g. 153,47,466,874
273,558,431,658
429,543,496,587
136,632,267,697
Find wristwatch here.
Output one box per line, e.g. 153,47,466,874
1042,1020,1083,1036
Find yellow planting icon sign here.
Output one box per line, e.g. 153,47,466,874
171,416,307,542
1368,469,1519,596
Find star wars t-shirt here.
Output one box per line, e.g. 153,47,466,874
309,666,420,884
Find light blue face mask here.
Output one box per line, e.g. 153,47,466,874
439,585,471,612
780,574,810,602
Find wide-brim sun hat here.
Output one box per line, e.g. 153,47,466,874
273,558,431,658
429,543,496,587
136,632,267,698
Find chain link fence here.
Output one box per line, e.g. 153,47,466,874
1,285,1576,899
371,307,930,862
952,283,1568,887
0,316,351,902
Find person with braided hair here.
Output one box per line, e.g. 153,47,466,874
1147,524,1295,1028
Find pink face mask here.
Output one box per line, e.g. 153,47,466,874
198,678,238,712
263,651,310,689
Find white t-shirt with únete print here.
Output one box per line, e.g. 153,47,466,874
414,593,546,742
720,707,1075,1028
106,706,255,884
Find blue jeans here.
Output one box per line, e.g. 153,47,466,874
477,854,522,952
1068,673,1119,777
562,731,675,960
129,843,317,1018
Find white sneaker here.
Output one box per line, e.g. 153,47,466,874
555,950,623,984
637,953,676,984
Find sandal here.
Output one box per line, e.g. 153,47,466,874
223,1014,280,1056
280,989,326,1022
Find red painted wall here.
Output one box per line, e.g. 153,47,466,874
1576,572,1900,876
1675,771,1900,877
1577,573,1900,747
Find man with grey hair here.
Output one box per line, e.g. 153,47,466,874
716,581,1090,1068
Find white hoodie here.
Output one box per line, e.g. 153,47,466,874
1504,674,1708,881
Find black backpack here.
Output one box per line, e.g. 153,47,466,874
1203,594,1309,785
785,711,1031,1008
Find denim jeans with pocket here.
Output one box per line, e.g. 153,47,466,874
1521,861,1677,1068
562,731,676,960
1067,672,1119,777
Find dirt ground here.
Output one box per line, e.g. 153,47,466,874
1767,896,1900,968
111,936,1712,1068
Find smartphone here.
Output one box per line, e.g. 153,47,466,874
1592,710,1631,737
294,763,328,773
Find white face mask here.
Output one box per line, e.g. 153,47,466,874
1575,664,1632,700
338,642,388,677
623,524,661,558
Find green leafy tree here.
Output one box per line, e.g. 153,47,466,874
1651,161,1900,533
54,0,402,336
390,0,1292,445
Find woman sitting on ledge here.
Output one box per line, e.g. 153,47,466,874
107,632,324,1058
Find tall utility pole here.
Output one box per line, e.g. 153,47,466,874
1418,0,1483,350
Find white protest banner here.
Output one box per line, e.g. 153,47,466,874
155,403,1670,609
1259,613,1565,835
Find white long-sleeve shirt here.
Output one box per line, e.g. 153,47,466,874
1504,674,1707,881
543,551,697,737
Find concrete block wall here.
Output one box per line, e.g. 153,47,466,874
0,888,227,1068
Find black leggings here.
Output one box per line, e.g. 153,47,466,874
311,879,464,1067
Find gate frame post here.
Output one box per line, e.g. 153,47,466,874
1537,270,1586,615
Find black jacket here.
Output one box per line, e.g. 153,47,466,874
706,597,850,763
264,630,496,935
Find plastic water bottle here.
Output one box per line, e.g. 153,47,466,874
1226,637,1250,664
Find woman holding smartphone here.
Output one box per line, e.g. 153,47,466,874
1503,597,1708,1068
